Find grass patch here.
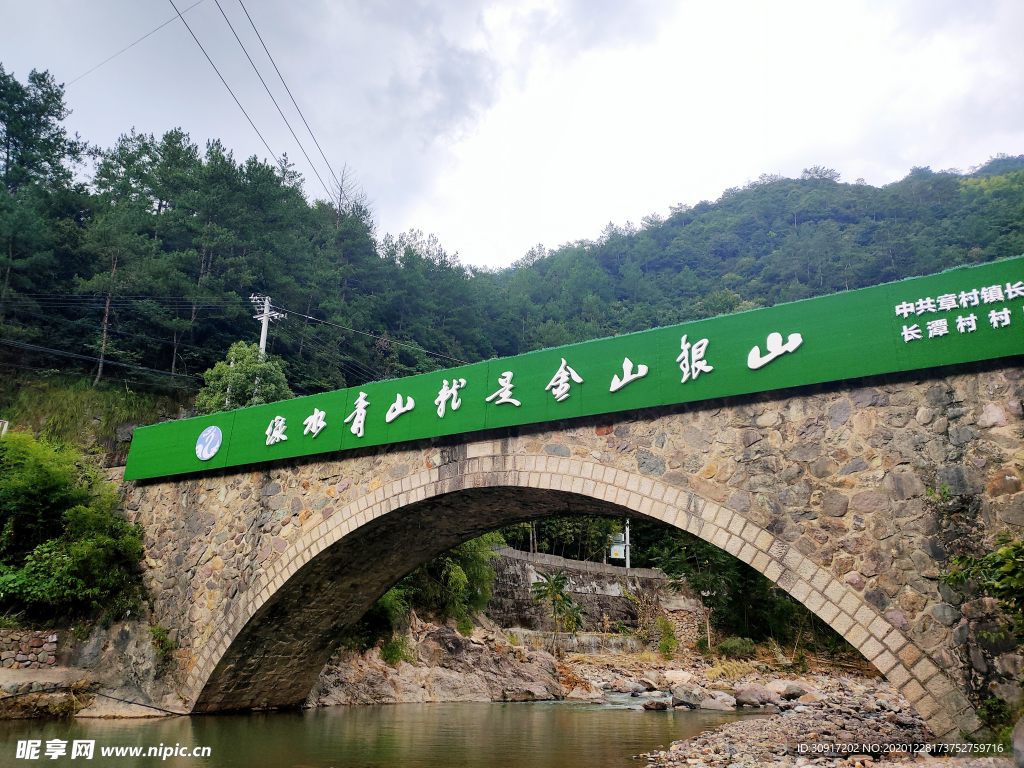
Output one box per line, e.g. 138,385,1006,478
705,660,758,680
715,636,756,658
657,616,678,659
380,635,416,666
149,625,178,665
0,373,185,450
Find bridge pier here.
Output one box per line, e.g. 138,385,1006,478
123,362,1024,739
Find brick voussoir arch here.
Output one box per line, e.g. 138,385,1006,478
182,442,975,739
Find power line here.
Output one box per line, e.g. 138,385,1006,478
67,0,206,86
272,320,384,384
236,0,340,188
167,0,280,164
3,304,221,355
271,301,471,366
211,0,331,199
0,339,198,380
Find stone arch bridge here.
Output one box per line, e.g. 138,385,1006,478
121,361,1024,741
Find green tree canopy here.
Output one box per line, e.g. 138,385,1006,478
0,431,143,620
194,341,293,414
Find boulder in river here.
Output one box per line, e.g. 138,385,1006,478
670,684,704,709
642,699,670,710
699,696,735,711
733,683,781,706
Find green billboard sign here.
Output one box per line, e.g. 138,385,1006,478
124,256,1024,481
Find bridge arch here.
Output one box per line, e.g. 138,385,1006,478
175,438,976,740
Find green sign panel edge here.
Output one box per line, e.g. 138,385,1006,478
125,255,1024,482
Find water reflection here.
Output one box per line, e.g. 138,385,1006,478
1,698,767,767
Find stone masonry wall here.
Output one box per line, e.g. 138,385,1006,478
120,360,1024,738
487,547,670,632
0,630,59,669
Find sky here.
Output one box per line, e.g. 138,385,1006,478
2,0,1023,269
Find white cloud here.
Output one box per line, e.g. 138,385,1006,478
2,0,1022,269
405,0,1024,267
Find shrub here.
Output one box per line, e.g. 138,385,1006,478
715,636,756,658
195,342,293,414
944,534,1024,639
657,616,678,659
380,635,416,666
338,586,410,653
149,626,177,665
0,432,144,621
403,532,503,627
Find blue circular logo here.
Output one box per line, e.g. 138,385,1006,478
196,426,223,461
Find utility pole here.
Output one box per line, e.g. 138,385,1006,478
249,294,286,355
625,517,631,570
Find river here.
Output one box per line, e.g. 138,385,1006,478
0,700,770,765
2,696,769,766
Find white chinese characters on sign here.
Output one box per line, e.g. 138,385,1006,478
915,297,936,314
486,371,521,406
747,332,803,370
344,392,369,437
303,408,327,438
956,314,977,333
926,319,948,338
981,285,1005,304
435,378,467,418
902,324,922,342
989,308,1011,328
545,359,583,402
386,393,416,423
609,357,648,392
677,334,713,383
265,416,287,445
895,279,1022,342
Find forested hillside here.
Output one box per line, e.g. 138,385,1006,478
2,64,1024,396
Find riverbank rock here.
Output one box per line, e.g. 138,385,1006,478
699,692,736,711
612,678,646,693
766,678,814,700
641,676,935,768
309,620,563,707
733,683,781,706
663,670,693,686
640,671,667,691
670,684,704,709
643,699,670,710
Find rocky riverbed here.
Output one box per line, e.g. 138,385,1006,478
633,673,1016,768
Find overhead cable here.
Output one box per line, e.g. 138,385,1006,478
67,0,206,86
167,0,280,164
212,0,332,198
236,0,340,187
271,301,471,366
0,339,198,379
